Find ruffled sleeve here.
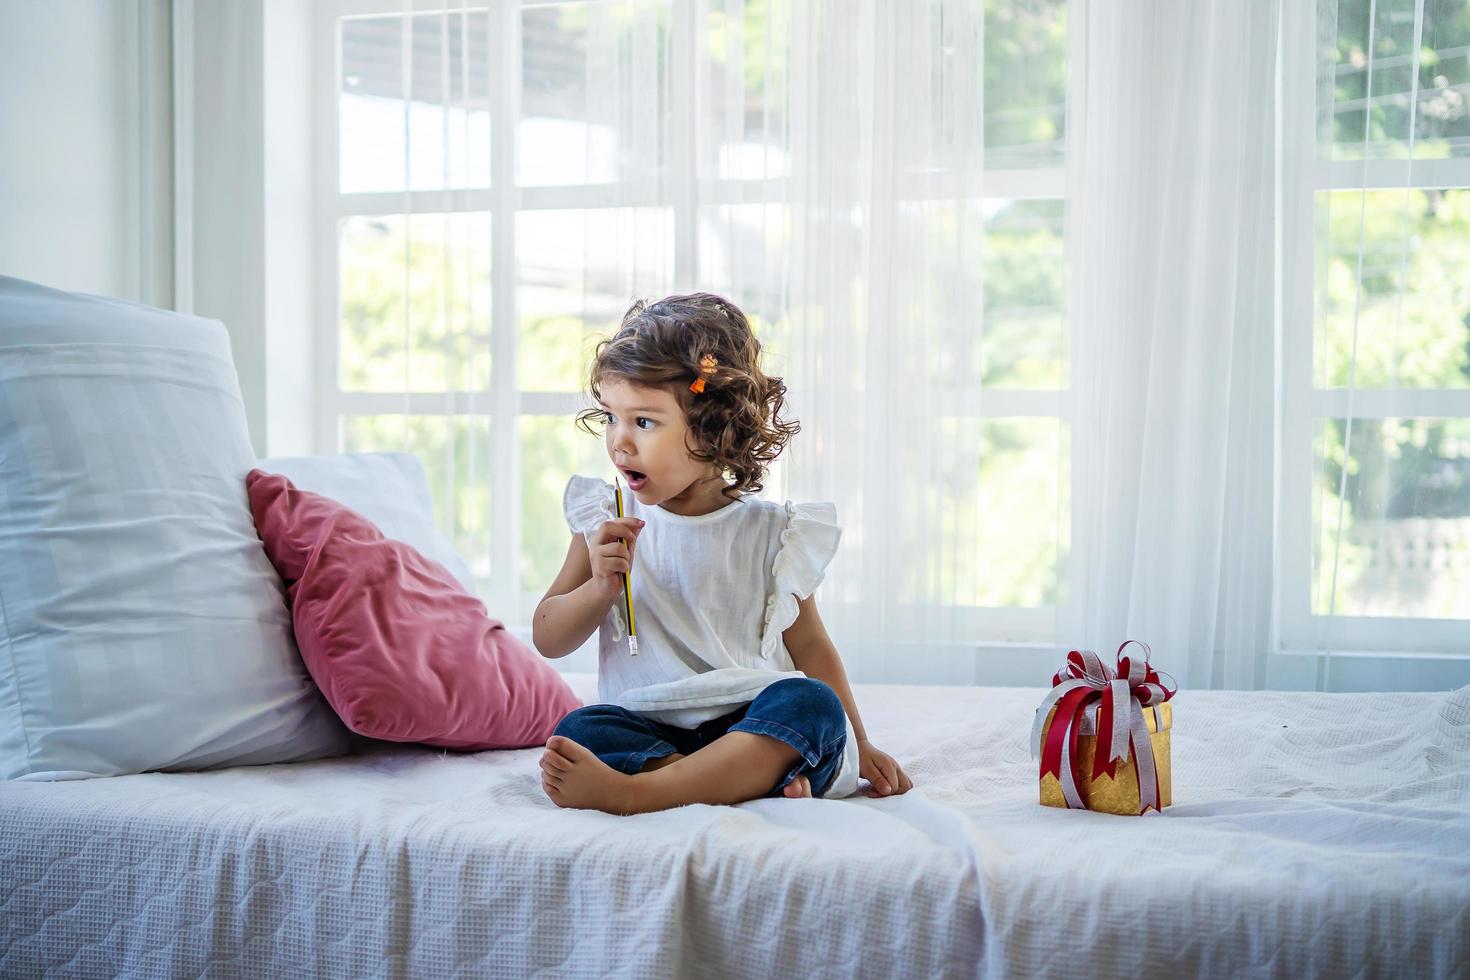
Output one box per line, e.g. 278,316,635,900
759,501,843,662
563,474,617,542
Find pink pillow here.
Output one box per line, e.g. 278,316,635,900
247,469,581,749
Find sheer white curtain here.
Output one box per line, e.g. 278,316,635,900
339,0,1469,690
672,1,1071,685
1064,1,1281,690
727,0,1287,688
744,2,1030,684
349,0,1071,684
1066,0,1470,692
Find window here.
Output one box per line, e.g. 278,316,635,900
1281,0,1470,653
318,0,1072,639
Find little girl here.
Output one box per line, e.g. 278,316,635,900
532,292,912,815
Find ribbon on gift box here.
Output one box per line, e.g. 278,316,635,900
1028,641,1176,814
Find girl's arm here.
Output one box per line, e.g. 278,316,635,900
781,594,869,743
532,534,617,659
784,594,912,796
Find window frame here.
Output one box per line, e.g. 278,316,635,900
315,0,1076,640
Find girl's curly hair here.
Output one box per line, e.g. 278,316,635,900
574,293,799,500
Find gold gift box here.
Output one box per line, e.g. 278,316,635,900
1038,701,1173,815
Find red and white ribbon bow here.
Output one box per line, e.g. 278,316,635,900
1028,641,1176,814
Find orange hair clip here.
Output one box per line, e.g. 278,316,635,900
690,354,718,394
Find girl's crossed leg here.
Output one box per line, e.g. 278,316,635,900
541,678,845,814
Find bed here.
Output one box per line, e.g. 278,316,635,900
3,671,1467,978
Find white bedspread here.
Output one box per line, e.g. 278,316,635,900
3,674,1468,978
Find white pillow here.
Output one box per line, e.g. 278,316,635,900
254,451,477,593
0,275,349,780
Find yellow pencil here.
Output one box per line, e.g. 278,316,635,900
613,475,639,656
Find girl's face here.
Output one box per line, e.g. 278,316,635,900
598,377,726,511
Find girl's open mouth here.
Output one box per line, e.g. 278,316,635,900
621,468,649,491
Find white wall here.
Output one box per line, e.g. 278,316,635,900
0,0,314,457
0,0,171,304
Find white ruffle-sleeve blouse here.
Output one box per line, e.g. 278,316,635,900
562,474,858,797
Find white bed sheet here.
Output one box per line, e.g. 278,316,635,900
3,673,1468,978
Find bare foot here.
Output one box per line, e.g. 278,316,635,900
782,774,812,799
540,736,637,814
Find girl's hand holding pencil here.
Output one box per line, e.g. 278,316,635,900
612,477,639,656
588,515,644,603
589,480,643,655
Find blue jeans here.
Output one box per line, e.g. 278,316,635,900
552,677,848,798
